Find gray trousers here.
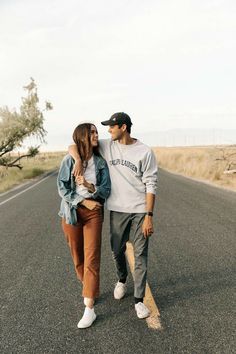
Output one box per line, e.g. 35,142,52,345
110,211,149,299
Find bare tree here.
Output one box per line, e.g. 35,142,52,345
215,146,236,174
0,78,53,169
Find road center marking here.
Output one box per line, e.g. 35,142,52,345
125,241,162,330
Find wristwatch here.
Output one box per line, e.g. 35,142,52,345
146,211,153,216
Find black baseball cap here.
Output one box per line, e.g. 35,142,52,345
101,112,132,127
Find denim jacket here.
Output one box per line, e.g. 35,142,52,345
57,154,111,225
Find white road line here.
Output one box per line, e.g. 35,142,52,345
126,242,162,330
0,173,56,207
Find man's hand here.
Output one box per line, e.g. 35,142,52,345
68,144,83,176
72,160,83,177
81,200,102,210
142,215,154,238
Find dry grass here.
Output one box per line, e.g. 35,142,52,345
0,151,66,193
153,145,236,191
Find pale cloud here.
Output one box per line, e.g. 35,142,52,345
0,0,235,149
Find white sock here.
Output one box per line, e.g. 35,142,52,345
85,306,94,313
84,297,94,308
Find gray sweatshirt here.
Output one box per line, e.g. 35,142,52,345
99,139,158,213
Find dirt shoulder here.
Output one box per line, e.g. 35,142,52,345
153,145,236,192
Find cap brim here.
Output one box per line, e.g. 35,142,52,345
101,120,116,126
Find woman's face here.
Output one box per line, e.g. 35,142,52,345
90,125,98,146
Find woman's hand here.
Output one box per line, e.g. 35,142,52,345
81,200,102,210
76,175,88,186
76,176,95,193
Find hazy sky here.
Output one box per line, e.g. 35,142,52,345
0,0,235,149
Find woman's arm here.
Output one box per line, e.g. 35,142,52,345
57,156,84,206
92,161,111,200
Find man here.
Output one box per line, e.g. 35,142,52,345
69,112,158,319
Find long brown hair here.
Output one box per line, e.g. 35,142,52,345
72,123,99,163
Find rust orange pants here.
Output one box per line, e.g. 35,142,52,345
62,206,103,299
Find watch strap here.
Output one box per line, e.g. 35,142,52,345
146,211,153,216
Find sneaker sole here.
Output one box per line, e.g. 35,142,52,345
136,312,150,319
77,315,97,329
114,293,126,300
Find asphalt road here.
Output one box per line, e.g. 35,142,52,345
1,169,235,354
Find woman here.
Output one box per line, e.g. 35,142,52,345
57,123,111,329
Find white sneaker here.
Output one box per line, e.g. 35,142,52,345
114,281,126,300
77,307,96,329
135,302,150,319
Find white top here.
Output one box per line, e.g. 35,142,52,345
76,155,96,199
98,139,158,213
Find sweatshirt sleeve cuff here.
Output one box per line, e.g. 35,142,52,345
146,187,157,195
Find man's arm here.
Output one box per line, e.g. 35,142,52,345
68,144,83,176
142,193,155,238
141,149,158,238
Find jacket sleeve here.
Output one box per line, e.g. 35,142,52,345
57,156,84,206
141,150,158,195
92,160,111,200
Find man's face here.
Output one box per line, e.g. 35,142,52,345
108,124,124,140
